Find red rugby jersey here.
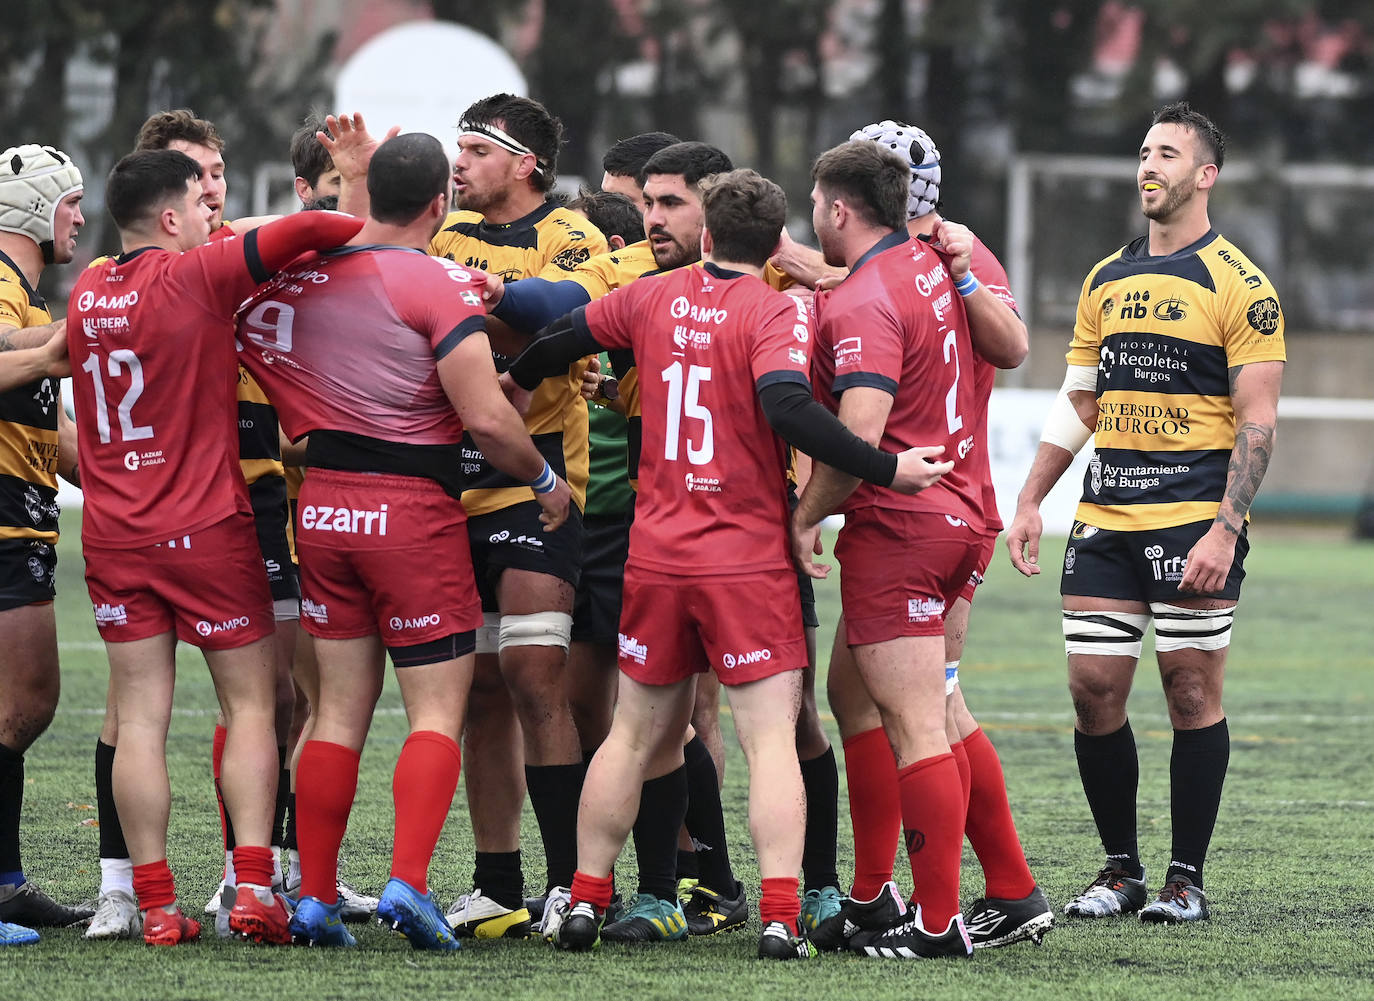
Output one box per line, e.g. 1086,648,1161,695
583,262,812,576
235,246,485,445
811,232,983,530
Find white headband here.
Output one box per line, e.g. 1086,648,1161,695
458,122,549,177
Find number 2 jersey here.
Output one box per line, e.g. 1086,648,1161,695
577,262,812,577
811,232,983,530
67,234,274,548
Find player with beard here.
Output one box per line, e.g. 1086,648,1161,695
313,96,607,938
0,143,89,945
67,148,364,945
1007,102,1284,925
503,168,951,959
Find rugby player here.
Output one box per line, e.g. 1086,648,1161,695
792,140,985,959
485,140,756,943
66,148,363,946
0,143,89,946
776,122,1052,951
504,167,954,960
235,132,569,950
1006,102,1285,924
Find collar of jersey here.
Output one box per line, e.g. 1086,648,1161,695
1126,227,1218,262
703,261,748,281
849,230,911,276
320,243,427,258
0,248,41,305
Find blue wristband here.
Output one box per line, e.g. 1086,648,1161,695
953,271,980,297
530,460,557,495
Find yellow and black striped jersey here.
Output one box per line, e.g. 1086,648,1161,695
237,366,284,487
430,202,607,516
1067,229,1286,531
0,251,61,543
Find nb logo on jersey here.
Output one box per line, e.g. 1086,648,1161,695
1118,289,1151,320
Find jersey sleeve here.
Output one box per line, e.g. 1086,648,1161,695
168,231,266,322
751,289,812,390
970,240,1019,314
0,274,29,328
1066,265,1104,368
581,282,639,351
386,256,487,360
1216,258,1286,366
827,289,904,396
534,217,609,280
562,253,618,300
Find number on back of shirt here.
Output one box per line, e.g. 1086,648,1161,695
661,362,714,465
80,349,153,444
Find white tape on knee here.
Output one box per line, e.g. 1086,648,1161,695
1062,610,1150,658
944,660,960,697
475,612,502,655
498,611,573,652
1150,603,1234,652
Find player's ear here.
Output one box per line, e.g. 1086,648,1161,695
514,152,537,183
700,225,714,258
609,234,627,251
1196,162,1219,192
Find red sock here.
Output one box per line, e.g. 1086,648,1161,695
963,728,1036,900
212,723,231,857
951,737,972,817
897,752,964,931
570,870,614,910
842,727,900,899
390,730,461,894
232,844,274,890
759,876,801,934
296,740,360,906
132,859,176,911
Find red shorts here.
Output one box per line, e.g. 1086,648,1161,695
617,565,806,686
957,532,998,604
296,469,482,647
84,513,274,650
836,507,982,646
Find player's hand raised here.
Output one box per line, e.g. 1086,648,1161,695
929,218,974,284
890,445,953,494
536,475,572,532
319,112,400,182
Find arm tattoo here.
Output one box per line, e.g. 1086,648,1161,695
1217,421,1275,536
0,329,16,352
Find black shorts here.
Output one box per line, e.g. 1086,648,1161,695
467,500,585,612
572,511,630,645
787,488,819,629
250,475,300,603
0,538,56,611
1060,518,1249,603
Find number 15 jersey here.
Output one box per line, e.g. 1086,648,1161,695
578,262,812,577
67,236,268,548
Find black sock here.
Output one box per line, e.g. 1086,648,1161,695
800,746,839,892
94,740,129,860
0,742,23,875
631,766,687,903
676,849,699,881
1074,721,1142,880
272,746,289,851
1167,718,1229,890
472,850,524,910
525,761,586,892
682,735,735,892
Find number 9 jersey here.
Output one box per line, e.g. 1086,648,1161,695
66,235,268,548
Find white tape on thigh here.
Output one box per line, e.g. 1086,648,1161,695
1062,610,1150,658
944,660,960,696
498,611,573,652
1150,603,1234,652
273,598,301,622
475,612,502,655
